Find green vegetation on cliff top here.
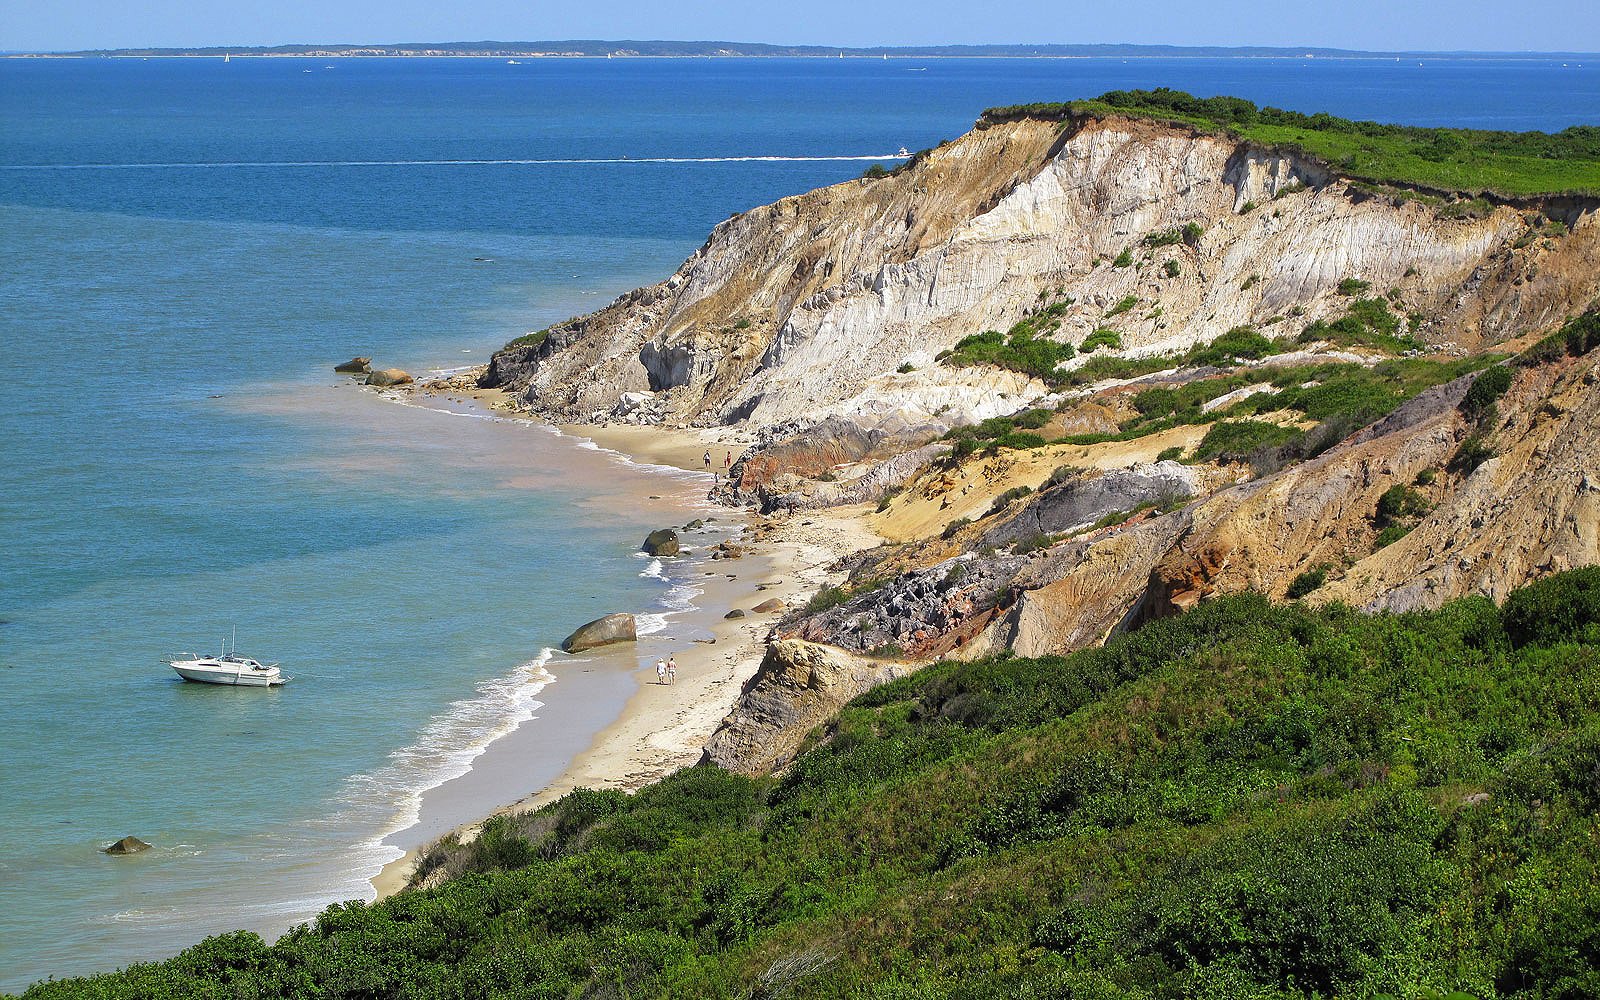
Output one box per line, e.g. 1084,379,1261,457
986,88,1600,196
19,569,1600,999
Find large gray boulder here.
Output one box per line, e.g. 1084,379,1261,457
102,836,151,856
561,613,637,653
334,357,371,374
642,529,681,557
365,368,414,387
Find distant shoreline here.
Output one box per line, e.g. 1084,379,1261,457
6,42,1596,61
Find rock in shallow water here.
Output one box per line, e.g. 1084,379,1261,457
561,613,637,653
365,368,413,387
334,356,371,374
102,836,151,855
642,529,681,557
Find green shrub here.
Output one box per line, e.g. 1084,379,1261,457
505,329,550,350
1460,364,1513,423
1112,247,1134,268
1375,485,1429,525
1239,200,1258,213
943,329,1075,383
1105,296,1137,318
1193,420,1303,462
896,362,915,374
988,486,1034,516
1285,564,1330,598
941,516,972,540
1014,408,1054,430
1080,328,1123,352
1047,465,1084,486
1164,259,1181,278
1451,434,1496,473
1375,523,1412,548
862,163,890,179
805,584,852,614
1414,468,1438,486
1156,445,1184,461
1337,277,1372,296
1501,565,1600,645
1191,326,1277,365
1298,297,1421,354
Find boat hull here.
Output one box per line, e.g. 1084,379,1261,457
170,662,284,687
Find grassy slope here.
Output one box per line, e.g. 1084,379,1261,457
22,570,1600,1000
985,89,1600,197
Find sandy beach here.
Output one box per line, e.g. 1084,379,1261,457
371,384,878,899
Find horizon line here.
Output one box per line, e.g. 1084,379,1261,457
6,39,1598,59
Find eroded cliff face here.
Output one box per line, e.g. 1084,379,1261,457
486,112,1600,435
476,107,1600,778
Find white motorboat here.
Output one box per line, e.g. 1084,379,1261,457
168,652,285,687
896,146,911,157
168,631,285,686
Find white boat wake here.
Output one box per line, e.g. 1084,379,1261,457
3,154,913,171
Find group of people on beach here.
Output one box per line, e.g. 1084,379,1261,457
655,656,678,685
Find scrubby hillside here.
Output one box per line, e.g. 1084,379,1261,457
22,571,1600,999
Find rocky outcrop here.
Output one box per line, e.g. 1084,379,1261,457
334,357,371,374
102,836,151,855
642,529,681,557
977,461,1201,548
702,639,909,775
365,368,414,387
485,111,1600,436
561,613,637,653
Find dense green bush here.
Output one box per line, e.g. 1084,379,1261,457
1193,419,1303,462
1285,564,1329,598
943,328,1075,383
1500,565,1600,645
1460,364,1513,424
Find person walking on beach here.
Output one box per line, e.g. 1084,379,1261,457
703,449,712,471
724,451,732,468
666,656,678,684
656,659,667,685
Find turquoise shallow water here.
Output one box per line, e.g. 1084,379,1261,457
3,55,1599,991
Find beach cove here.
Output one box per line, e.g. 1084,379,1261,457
368,380,881,898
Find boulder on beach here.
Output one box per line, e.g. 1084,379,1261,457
724,609,746,619
102,836,151,856
334,356,372,374
562,613,637,653
752,598,786,614
365,368,414,387
683,519,704,531
642,529,681,557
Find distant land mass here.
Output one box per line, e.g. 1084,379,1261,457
10,39,1600,59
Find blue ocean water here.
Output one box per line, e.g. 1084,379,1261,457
2,55,1598,991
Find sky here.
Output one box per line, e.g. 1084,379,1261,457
2,0,1597,54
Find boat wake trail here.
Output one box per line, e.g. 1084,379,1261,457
3,154,912,171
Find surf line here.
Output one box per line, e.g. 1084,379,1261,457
3,154,913,170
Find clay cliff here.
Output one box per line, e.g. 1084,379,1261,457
486,110,1599,436
483,104,1600,776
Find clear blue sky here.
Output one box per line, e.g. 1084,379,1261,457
3,0,1596,54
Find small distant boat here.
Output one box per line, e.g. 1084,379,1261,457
223,53,230,63
896,146,911,157
167,630,285,686
506,59,521,65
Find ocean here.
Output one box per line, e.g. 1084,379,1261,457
2,54,1597,991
